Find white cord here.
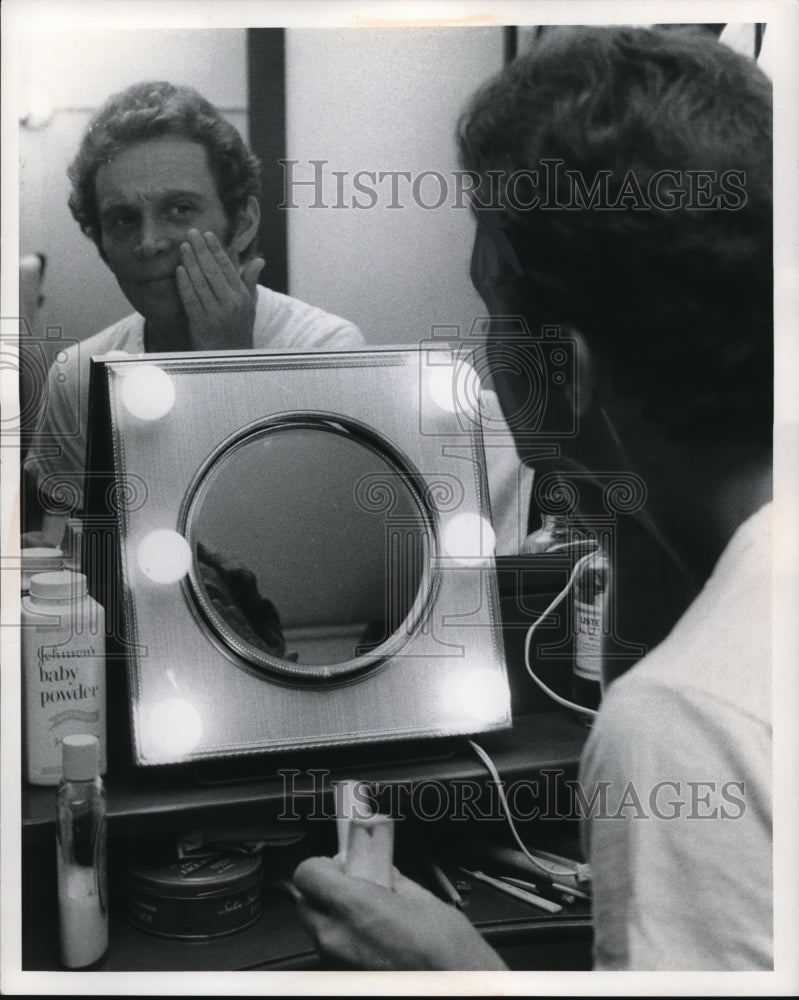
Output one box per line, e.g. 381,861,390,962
468,738,590,883
523,549,600,719
461,545,601,886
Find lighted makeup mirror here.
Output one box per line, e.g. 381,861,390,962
86,347,511,765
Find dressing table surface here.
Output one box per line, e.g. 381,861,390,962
22,711,588,833
21,711,593,972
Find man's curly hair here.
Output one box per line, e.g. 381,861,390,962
68,81,262,256
458,26,773,444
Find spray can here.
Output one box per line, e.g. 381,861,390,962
571,550,609,725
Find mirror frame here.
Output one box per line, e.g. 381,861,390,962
87,346,511,766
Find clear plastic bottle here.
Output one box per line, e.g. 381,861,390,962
56,734,108,968
22,570,106,785
571,551,609,726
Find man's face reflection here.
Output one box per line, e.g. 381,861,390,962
94,135,237,330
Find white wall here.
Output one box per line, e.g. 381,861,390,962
285,27,504,345
19,29,248,346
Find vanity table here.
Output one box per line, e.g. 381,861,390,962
22,714,591,971
21,346,595,972
22,554,594,972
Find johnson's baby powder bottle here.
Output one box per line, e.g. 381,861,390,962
22,571,106,785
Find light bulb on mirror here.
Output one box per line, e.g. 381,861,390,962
137,529,192,584
141,697,204,762
441,513,496,565
442,666,511,727
119,365,176,421
428,360,481,420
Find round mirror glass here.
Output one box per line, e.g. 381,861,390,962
184,419,435,679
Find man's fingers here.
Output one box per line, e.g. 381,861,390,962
179,242,214,308
180,230,260,314
295,856,425,907
293,856,351,912
390,868,440,901
181,231,227,304
294,855,396,918
175,264,207,321
197,229,242,290
295,901,358,968
241,257,265,297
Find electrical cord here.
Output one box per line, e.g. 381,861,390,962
522,548,600,720
467,737,592,884
463,541,603,886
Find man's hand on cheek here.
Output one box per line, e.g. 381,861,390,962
176,228,265,351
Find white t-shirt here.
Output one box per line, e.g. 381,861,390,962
579,503,772,970
26,286,365,510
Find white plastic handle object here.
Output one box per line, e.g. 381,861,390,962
332,779,372,858
343,814,394,887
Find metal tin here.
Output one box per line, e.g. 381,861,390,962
128,852,263,939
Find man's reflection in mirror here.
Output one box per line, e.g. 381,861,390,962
23,81,364,548
195,539,419,666
195,541,298,662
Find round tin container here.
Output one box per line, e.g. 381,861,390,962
128,852,263,939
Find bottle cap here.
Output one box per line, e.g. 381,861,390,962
21,547,63,592
29,570,88,600
61,734,100,781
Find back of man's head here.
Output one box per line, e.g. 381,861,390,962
68,81,261,254
459,26,773,444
